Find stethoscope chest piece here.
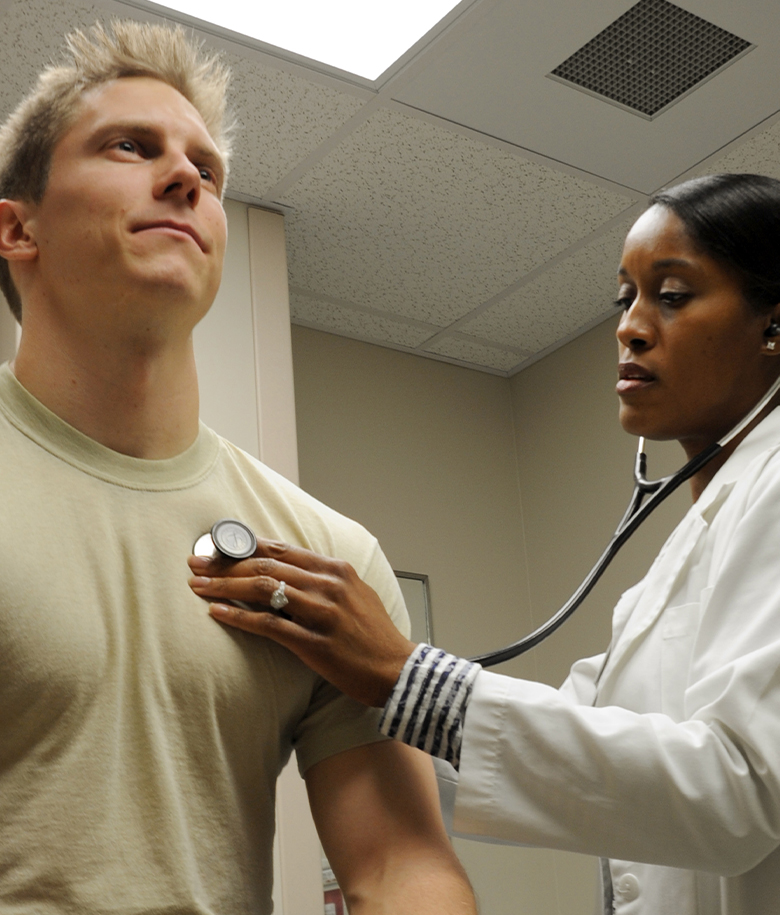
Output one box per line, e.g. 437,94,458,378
193,518,257,560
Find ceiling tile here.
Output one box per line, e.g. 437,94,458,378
694,117,780,181
0,0,104,119
457,218,636,351
0,0,369,201
223,52,367,197
424,335,526,373
284,108,634,327
394,0,780,193
290,291,435,348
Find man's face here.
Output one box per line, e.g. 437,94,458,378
21,76,227,342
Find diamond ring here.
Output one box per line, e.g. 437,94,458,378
270,581,289,610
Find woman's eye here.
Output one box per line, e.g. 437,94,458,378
614,295,634,311
116,139,137,153
659,291,689,306
199,167,215,183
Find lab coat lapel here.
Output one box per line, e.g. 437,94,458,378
599,410,780,685
601,508,708,680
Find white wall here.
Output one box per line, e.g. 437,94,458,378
194,198,259,455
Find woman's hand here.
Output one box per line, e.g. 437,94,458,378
188,540,417,707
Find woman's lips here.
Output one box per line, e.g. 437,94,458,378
616,362,656,395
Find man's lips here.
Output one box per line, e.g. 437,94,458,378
617,362,656,394
132,220,206,251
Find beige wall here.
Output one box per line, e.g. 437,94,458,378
0,291,18,364
510,314,688,690
292,326,530,660
292,319,690,915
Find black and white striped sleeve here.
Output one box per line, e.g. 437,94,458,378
378,643,481,769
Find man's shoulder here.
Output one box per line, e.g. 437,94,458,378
209,429,380,563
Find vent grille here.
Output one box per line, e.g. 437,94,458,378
548,0,753,119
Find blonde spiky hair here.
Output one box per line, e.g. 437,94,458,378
0,19,234,322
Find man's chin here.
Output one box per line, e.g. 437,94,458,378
131,267,218,312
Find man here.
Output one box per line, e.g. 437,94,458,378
0,20,475,914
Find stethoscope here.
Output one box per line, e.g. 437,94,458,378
193,519,264,614
193,376,780,668
470,372,780,668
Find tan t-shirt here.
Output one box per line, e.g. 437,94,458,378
0,362,408,915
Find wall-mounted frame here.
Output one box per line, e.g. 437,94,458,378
394,571,433,644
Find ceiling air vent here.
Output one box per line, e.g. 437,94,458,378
548,0,753,119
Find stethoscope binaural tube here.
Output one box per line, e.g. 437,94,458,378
470,373,780,669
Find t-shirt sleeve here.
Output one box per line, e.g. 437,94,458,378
291,536,411,775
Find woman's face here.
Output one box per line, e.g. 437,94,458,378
616,205,780,456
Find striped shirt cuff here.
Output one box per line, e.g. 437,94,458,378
379,643,481,769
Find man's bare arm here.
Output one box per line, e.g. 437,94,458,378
306,741,477,914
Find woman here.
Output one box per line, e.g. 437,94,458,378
189,173,780,914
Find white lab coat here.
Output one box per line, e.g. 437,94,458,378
453,408,780,914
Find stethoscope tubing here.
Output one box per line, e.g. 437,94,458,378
470,374,780,669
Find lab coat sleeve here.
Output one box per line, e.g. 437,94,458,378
453,467,780,876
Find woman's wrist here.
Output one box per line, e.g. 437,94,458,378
379,644,481,769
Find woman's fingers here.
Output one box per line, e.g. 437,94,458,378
189,569,294,608
187,537,416,707
188,538,366,619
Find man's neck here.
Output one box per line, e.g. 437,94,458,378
12,318,201,460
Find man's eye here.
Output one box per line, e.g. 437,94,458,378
116,139,138,154
199,167,215,183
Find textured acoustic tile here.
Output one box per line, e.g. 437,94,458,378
423,335,526,373
0,0,104,118
0,0,367,199
693,117,780,180
220,51,366,196
458,218,637,352
283,108,635,327
290,291,436,348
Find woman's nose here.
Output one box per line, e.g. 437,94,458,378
616,299,654,351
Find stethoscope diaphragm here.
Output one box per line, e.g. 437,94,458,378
193,518,257,561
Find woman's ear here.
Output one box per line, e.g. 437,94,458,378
762,311,780,354
0,198,38,262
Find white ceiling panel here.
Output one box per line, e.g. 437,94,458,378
423,334,527,373
691,116,780,183
456,217,638,352
223,52,367,198
289,290,437,348
393,0,780,193
283,107,634,325
0,0,104,117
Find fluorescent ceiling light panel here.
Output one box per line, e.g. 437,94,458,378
157,0,461,79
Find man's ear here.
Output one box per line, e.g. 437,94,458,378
0,199,38,262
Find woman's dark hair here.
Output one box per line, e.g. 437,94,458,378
651,173,780,313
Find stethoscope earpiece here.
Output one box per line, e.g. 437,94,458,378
764,322,780,338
